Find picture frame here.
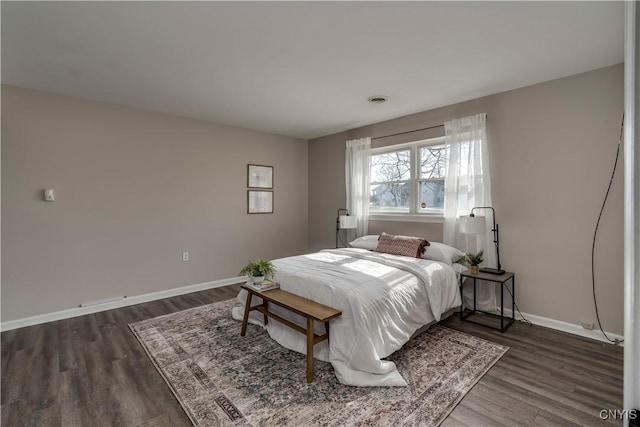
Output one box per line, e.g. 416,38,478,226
247,190,274,214
247,164,273,189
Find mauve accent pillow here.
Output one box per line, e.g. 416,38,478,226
375,232,430,258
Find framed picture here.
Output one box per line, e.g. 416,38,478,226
247,190,274,214
247,164,273,189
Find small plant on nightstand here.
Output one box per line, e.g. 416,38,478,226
459,250,484,275
239,260,276,284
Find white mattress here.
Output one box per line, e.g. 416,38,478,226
231,248,462,386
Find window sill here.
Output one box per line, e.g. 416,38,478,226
368,214,444,224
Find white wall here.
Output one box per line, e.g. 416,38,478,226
309,64,625,335
1,85,309,322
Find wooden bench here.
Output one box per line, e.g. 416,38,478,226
240,285,342,382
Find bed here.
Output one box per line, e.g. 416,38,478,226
231,244,463,387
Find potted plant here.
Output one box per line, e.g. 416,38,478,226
239,259,276,284
460,250,484,275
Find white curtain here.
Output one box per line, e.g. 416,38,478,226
345,137,371,238
443,113,497,312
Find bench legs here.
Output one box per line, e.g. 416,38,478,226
262,300,269,325
240,290,252,336
324,321,330,345
306,318,314,382
240,289,334,383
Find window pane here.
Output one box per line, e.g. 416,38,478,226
419,180,445,211
420,145,448,179
370,182,410,212
370,150,411,183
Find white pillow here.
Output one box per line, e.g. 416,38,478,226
422,242,465,265
350,236,464,265
348,235,379,251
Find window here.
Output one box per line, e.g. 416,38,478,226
369,137,448,216
370,149,411,212
418,144,447,213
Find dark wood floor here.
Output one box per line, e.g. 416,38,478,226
1,284,623,426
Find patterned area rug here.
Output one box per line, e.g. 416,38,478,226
129,299,508,426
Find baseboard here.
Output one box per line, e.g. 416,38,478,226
2,282,625,346
0,276,245,332
502,308,624,345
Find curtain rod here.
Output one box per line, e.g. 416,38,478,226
371,124,444,141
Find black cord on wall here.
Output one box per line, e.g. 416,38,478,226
591,115,624,345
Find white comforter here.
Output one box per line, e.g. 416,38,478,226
231,248,461,386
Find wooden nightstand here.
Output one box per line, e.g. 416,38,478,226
460,270,515,332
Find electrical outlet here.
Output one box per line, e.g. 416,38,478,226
182,252,189,262
581,321,595,330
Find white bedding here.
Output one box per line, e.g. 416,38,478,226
231,248,461,386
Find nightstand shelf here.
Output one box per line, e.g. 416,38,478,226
460,270,515,332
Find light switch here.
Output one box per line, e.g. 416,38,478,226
44,189,55,201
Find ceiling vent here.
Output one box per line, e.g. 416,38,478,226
367,95,388,104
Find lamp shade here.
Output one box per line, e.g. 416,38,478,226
459,215,486,234
339,215,358,229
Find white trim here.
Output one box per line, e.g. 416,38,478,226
502,308,624,345
368,214,444,223
80,295,126,307
0,276,245,332
624,1,640,418
2,274,625,348
371,136,446,154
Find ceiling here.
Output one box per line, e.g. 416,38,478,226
1,2,624,140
